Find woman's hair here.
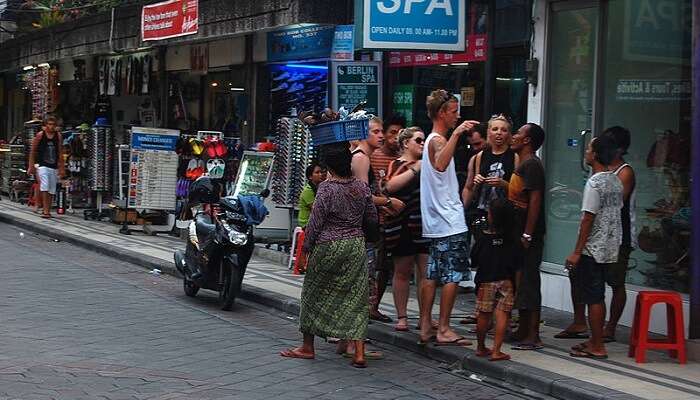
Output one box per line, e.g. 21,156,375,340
320,143,353,178
398,126,424,151
488,198,515,238
487,114,512,131
305,162,324,180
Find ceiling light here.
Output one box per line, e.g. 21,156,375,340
211,82,219,87
229,87,245,91
23,65,35,71
37,63,50,68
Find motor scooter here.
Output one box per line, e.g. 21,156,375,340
174,177,268,310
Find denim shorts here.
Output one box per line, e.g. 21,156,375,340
427,233,471,284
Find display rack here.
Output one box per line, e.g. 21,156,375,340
270,117,313,206
232,151,274,197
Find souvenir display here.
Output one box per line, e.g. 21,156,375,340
270,118,313,206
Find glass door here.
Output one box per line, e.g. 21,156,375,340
542,2,600,268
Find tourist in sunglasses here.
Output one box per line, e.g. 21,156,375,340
384,127,434,332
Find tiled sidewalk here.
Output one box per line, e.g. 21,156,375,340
0,199,698,400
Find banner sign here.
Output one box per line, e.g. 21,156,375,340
267,25,335,62
142,0,198,41
332,62,383,116
128,127,179,210
331,25,355,61
356,0,466,51
388,1,486,67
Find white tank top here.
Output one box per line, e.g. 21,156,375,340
420,133,468,238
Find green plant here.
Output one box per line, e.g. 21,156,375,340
23,0,125,29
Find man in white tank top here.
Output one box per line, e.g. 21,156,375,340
418,89,480,346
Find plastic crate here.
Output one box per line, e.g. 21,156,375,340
309,119,369,145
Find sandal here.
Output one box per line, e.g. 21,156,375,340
370,312,393,323
394,315,409,332
434,336,472,347
280,348,314,359
554,330,589,339
351,360,367,368
460,315,478,325
342,351,383,360
511,342,544,351
489,354,511,362
569,349,608,359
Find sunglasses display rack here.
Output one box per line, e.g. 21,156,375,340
270,117,314,206
23,67,51,120
87,124,114,192
63,129,91,211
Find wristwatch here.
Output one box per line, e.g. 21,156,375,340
521,233,532,242
385,197,392,207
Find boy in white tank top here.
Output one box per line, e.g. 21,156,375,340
418,89,480,346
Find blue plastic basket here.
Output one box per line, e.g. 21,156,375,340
309,119,369,145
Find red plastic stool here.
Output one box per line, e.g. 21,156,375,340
287,228,306,275
628,291,686,364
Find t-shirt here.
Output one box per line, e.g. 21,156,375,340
475,148,516,211
297,183,315,228
581,171,623,263
471,232,518,284
508,157,546,238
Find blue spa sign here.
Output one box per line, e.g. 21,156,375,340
356,0,466,51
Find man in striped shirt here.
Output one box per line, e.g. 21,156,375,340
369,113,406,321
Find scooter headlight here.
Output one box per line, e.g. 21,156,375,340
226,226,248,246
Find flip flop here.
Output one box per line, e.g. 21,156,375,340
460,316,478,325
342,351,383,360
571,342,589,352
434,337,472,347
280,348,314,359
351,360,367,368
603,335,616,343
417,335,436,346
569,349,608,360
554,330,589,339
395,316,410,332
511,343,544,351
489,354,511,362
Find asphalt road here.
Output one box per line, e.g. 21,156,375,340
0,223,543,400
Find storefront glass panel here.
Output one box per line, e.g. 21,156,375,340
543,4,599,268
601,0,691,292
544,0,691,293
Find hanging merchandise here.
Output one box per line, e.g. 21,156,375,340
268,63,329,132
88,120,114,191
270,117,314,206
23,66,52,120
128,127,180,210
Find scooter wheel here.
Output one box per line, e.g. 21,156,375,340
184,277,199,297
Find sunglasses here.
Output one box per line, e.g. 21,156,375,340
490,113,513,125
413,137,425,145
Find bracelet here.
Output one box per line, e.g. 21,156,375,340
521,233,532,242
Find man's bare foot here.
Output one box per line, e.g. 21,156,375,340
489,351,511,362
475,347,492,357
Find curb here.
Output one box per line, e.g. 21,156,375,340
0,212,643,400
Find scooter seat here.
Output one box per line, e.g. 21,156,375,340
195,214,216,241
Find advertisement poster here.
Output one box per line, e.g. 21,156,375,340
128,127,180,210
142,0,198,41
392,85,414,126
267,25,335,62
332,62,382,116
358,0,465,51
388,2,487,67
331,25,355,61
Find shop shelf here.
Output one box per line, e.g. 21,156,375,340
309,119,369,145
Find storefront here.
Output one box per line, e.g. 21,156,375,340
529,0,694,335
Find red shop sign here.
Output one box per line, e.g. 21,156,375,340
388,34,487,67
142,0,198,41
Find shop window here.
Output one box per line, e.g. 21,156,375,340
494,0,530,47
493,55,527,128
543,0,691,293
600,0,691,292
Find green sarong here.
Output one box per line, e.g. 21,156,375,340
299,236,369,340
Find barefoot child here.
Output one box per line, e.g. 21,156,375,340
471,198,518,361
